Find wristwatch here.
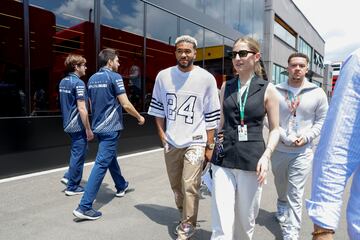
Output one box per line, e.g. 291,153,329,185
206,142,215,150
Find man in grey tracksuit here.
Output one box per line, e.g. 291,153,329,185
271,52,328,240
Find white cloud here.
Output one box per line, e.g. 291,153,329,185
55,0,113,23
293,0,360,62
116,2,143,36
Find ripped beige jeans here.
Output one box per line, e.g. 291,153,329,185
164,144,205,229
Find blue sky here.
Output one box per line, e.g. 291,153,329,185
292,0,359,63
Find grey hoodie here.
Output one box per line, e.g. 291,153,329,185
275,79,328,153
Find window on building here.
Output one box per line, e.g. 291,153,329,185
239,0,253,36
224,38,235,81
179,18,204,67
28,0,95,116
102,0,143,36
146,5,177,46
274,15,296,48
312,50,324,76
145,5,177,111
253,0,264,45
204,0,224,23
224,0,240,31
298,37,312,64
101,0,144,111
273,64,287,85
202,30,224,88
179,19,203,48
178,0,203,12
179,0,263,42
313,51,324,68
179,0,224,23
0,0,27,117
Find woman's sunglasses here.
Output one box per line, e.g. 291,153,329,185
229,50,256,59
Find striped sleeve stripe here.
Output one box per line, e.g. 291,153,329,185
149,103,164,111
205,113,220,119
151,97,163,105
150,98,164,109
205,109,220,118
205,115,220,122
205,109,220,122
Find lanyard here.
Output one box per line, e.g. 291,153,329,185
237,78,251,126
286,90,300,117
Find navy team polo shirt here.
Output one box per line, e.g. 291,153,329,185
59,73,87,133
88,67,126,133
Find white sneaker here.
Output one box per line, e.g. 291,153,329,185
275,213,286,223
275,204,287,223
174,222,180,236
60,177,68,185
177,223,195,239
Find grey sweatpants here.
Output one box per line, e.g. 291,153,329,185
271,149,313,240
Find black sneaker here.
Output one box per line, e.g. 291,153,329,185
115,182,129,197
65,186,84,196
73,207,102,220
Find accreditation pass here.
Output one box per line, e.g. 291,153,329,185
238,124,248,141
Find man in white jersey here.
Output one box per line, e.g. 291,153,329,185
271,52,328,240
148,35,220,239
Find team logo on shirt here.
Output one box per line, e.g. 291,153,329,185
192,135,203,140
76,85,85,97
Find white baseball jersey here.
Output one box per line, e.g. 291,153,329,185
148,66,220,148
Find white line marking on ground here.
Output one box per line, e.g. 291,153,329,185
0,148,163,184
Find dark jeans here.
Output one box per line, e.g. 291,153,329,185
78,131,127,211
67,131,87,191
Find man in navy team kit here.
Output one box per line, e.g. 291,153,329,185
59,54,94,196
73,48,145,220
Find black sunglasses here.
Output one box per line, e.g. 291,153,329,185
229,50,256,59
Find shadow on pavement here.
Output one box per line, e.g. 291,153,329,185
192,225,212,240
256,208,283,240
135,204,180,239
71,181,125,222
69,180,135,211
135,204,211,240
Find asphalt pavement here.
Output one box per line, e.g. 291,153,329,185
0,148,351,240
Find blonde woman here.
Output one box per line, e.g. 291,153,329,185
211,37,279,240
